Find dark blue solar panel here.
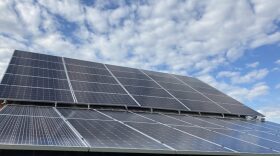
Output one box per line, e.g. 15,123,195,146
10,57,64,70
6,65,67,79
0,115,85,147
126,122,230,152
173,126,276,154
106,64,141,73
64,57,106,69
0,85,73,103
67,72,117,84
2,74,69,90
13,50,62,63
117,77,161,88
66,64,111,76
74,91,138,106
71,81,126,94
110,70,150,80
69,119,169,150
124,86,172,98
132,95,187,110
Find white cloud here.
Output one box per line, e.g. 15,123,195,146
246,62,259,68
217,69,269,84
275,59,280,65
258,107,280,123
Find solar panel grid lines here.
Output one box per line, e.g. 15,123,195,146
170,74,231,114
128,111,235,153
104,64,141,107
62,57,77,103
53,107,90,148
161,114,279,153
14,50,62,63
139,70,191,111
10,57,65,70
64,57,106,70
0,105,60,117
95,109,175,151
0,115,85,148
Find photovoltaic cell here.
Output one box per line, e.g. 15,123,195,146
0,85,73,103
218,104,262,116
6,65,67,79
126,122,230,152
71,81,126,94
68,119,168,150
167,90,209,101
0,115,85,147
110,70,151,80
13,50,62,63
124,86,172,98
10,57,64,70
67,72,117,84
135,112,193,126
58,108,112,120
2,74,70,90
74,91,138,106
66,64,111,76
117,77,161,88
132,95,187,110
173,126,276,154
167,114,223,128
106,64,141,73
64,57,106,69
204,94,242,105
211,128,280,151
0,105,59,117
179,99,228,113
99,110,156,123
146,74,183,84
158,81,195,92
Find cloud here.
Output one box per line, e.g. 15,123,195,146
276,83,280,89
275,59,280,65
258,107,280,123
0,0,279,105
246,62,259,68
217,68,269,84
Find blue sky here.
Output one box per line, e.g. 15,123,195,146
0,0,279,122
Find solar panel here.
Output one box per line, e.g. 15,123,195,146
66,64,111,76
99,110,156,123
58,108,112,120
0,50,264,117
67,72,117,84
64,57,106,69
125,122,230,152
10,57,64,70
68,119,169,151
173,126,276,154
0,105,59,117
0,115,85,149
13,50,62,63
6,65,67,79
2,74,70,90
71,81,126,94
74,91,138,106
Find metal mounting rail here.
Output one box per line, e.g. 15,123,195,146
62,57,78,103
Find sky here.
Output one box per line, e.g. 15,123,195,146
0,0,280,123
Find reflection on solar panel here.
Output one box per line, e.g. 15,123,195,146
0,50,279,156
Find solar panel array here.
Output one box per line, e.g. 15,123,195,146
0,50,262,117
1,105,279,155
